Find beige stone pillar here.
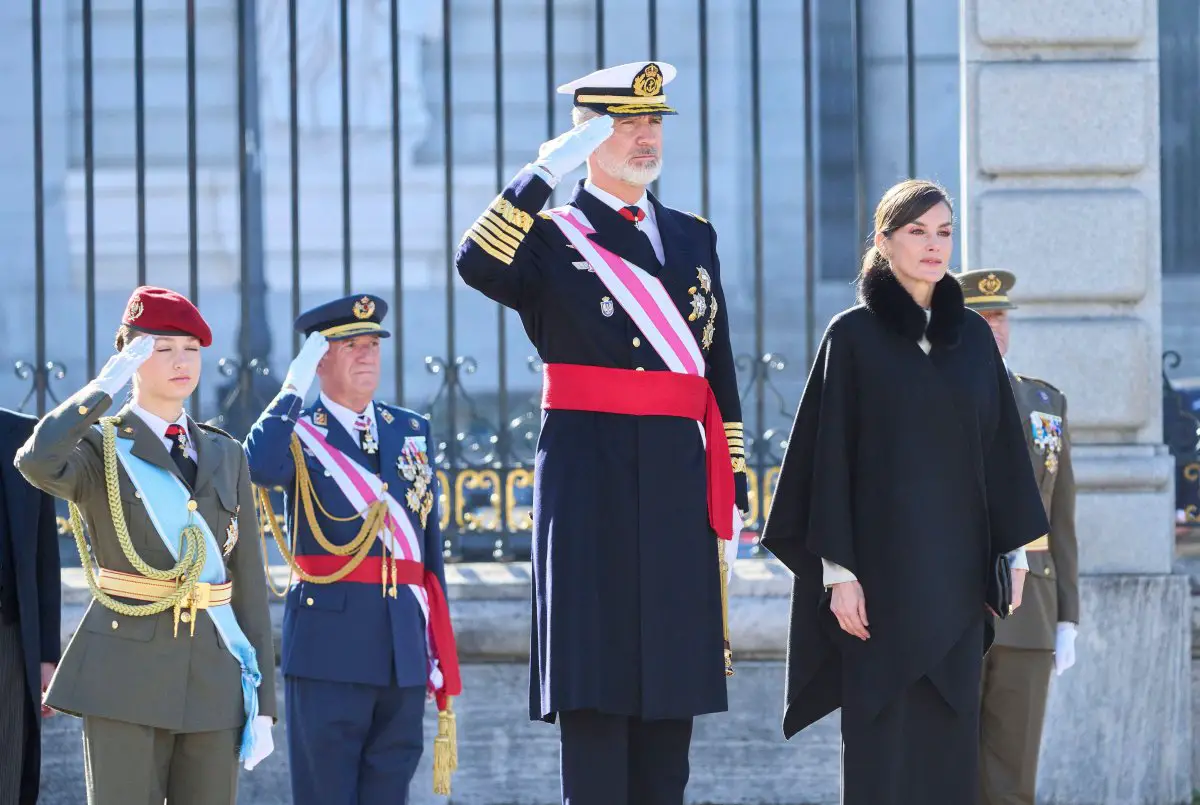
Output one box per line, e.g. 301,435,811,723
961,1,1191,800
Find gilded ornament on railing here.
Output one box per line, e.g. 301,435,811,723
455,469,502,531
506,469,535,531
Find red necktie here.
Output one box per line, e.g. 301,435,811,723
618,205,646,224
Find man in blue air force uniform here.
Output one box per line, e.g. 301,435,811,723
244,294,461,804
456,61,749,805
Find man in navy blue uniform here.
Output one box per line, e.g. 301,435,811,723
456,61,749,805
244,294,461,803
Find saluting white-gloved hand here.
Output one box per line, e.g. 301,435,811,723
242,715,275,771
533,115,615,185
1055,622,1077,675
282,332,329,399
93,335,155,398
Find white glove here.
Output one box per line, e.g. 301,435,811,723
723,506,743,586
242,715,275,771
1055,622,1077,675
282,332,329,399
532,115,614,185
93,335,155,398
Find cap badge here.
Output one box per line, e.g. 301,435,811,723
978,273,1002,295
352,296,376,320
633,64,663,97
126,298,144,322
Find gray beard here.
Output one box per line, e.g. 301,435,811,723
596,151,663,186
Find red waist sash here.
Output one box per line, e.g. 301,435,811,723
294,554,462,708
540,363,735,542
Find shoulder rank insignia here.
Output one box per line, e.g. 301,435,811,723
223,506,240,557
686,211,709,224
313,410,328,427
1029,411,1064,474
380,409,394,425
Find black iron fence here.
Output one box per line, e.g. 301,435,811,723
16,0,935,562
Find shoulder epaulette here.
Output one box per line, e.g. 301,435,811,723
1013,373,1063,396
685,211,710,225
537,211,552,220
196,421,234,440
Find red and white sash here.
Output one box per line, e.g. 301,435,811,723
548,207,706,377
293,418,445,687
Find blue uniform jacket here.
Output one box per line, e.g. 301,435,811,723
244,393,446,689
456,168,749,721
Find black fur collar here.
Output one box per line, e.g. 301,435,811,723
857,267,965,347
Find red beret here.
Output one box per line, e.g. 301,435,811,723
122,286,212,347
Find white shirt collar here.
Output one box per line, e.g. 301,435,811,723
584,179,651,219
131,403,187,440
320,392,376,437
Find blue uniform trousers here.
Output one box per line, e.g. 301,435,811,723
286,675,426,805
558,709,693,805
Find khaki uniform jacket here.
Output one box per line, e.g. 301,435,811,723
14,385,277,731
994,372,1081,650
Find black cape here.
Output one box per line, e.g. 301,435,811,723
760,269,1048,738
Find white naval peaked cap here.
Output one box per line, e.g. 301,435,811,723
556,61,678,116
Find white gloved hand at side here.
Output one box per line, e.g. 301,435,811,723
282,332,329,400
723,506,743,586
532,116,615,185
1055,622,1077,676
242,715,275,771
93,335,155,398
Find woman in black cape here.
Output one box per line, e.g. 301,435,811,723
760,179,1048,804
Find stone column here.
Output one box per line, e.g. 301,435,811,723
961,2,1192,801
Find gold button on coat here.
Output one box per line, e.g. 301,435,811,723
306,597,314,606
632,337,641,347
180,612,191,624
78,405,89,415
111,621,119,630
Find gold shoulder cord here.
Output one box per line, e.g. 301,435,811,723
257,434,389,595
66,417,206,628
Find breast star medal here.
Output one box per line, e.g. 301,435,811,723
223,505,240,557
696,266,712,293
688,287,707,321
398,438,435,528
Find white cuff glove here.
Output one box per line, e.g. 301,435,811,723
242,715,275,771
93,335,155,398
282,332,329,400
1055,622,1077,676
532,115,614,186
723,506,743,586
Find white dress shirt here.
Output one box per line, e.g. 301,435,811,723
131,403,197,462
320,393,377,446
582,179,666,265
821,307,1028,586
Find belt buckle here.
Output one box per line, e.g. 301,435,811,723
189,582,212,610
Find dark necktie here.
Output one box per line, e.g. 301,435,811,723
164,423,198,489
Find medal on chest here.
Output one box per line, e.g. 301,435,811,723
1029,411,1063,474
397,436,435,528
223,505,240,557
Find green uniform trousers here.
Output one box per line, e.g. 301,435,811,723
979,645,1055,805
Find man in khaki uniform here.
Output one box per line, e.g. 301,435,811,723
15,286,277,804
956,269,1081,805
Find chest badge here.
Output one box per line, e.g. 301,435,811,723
573,261,595,272
223,505,240,557
398,437,435,528
1029,411,1064,474
601,296,615,317
380,409,394,425
687,288,707,322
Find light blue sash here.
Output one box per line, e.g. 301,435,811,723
108,433,262,760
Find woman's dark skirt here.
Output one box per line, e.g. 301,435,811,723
840,619,985,805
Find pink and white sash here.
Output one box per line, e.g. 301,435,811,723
293,418,443,684
548,207,706,377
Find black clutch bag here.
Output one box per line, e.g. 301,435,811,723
986,553,1013,620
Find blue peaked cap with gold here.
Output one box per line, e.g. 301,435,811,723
294,293,391,341
558,61,678,117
